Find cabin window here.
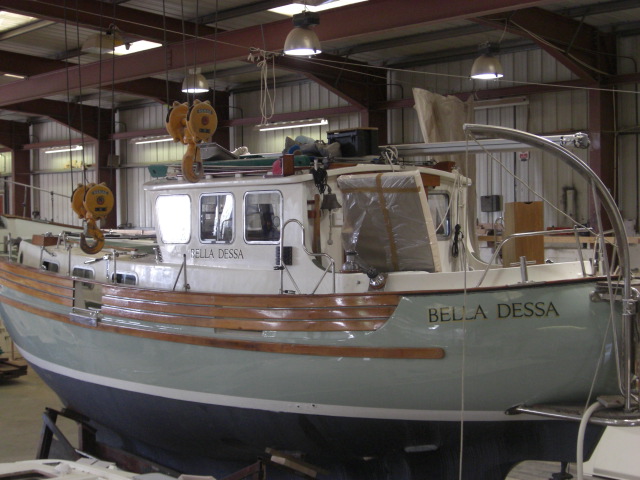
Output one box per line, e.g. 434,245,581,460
112,272,137,285
200,193,234,243
244,191,282,243
156,194,191,244
42,261,59,272
72,267,94,289
429,191,451,238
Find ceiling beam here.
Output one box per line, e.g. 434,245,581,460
3,99,113,140
473,7,617,81
0,0,558,107
0,0,218,44
272,53,386,109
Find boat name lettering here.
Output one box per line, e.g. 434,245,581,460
190,248,244,259
428,302,559,322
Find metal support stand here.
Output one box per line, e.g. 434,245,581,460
550,461,573,480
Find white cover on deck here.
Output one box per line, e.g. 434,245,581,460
338,170,441,273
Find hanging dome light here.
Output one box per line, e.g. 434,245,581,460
82,24,124,54
284,11,321,56
470,43,504,80
181,68,209,93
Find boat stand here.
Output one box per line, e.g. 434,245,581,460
0,357,27,380
36,407,322,480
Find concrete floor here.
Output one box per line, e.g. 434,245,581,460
0,365,77,463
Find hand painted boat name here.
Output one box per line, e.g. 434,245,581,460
190,248,244,259
428,302,559,322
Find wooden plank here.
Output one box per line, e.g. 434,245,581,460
0,274,74,306
101,285,401,308
0,259,74,289
101,296,395,320
0,269,74,299
100,305,386,331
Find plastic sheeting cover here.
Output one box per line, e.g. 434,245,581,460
338,171,441,273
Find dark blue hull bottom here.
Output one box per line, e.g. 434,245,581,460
34,365,604,479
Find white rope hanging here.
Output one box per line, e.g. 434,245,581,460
248,47,276,125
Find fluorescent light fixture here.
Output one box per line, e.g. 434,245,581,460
3,73,25,79
256,118,328,131
0,11,37,32
134,136,173,145
114,40,162,56
44,145,83,154
270,0,368,16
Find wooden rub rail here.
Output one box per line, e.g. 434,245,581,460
97,286,446,359
101,285,400,332
0,260,74,307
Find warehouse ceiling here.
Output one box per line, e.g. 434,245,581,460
0,0,639,137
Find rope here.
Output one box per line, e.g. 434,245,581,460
248,47,276,125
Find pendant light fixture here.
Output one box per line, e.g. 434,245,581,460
82,24,124,54
181,68,209,93
470,42,504,80
284,10,321,56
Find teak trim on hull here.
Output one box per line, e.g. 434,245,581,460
0,260,444,359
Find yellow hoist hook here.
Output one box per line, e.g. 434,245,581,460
71,182,114,254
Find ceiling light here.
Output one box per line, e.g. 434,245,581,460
133,136,173,145
44,145,83,154
283,11,321,56
0,11,37,33
4,73,25,79
114,40,161,56
181,68,209,93
270,0,368,16
82,25,124,54
256,118,328,131
470,43,504,80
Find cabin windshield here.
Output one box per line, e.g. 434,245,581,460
338,171,441,273
429,191,451,238
157,194,191,244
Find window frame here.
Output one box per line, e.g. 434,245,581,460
199,192,235,244
243,190,283,245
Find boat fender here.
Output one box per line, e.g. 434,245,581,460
186,99,218,143
182,142,204,183
165,101,189,144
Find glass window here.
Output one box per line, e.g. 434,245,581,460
244,191,282,243
200,193,234,243
112,272,137,285
156,194,191,243
42,261,59,272
429,192,451,238
72,266,94,289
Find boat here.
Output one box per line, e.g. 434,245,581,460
0,124,638,479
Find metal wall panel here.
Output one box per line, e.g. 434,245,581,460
390,49,591,231
616,35,640,232
232,81,358,154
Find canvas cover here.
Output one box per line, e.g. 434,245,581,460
338,171,441,273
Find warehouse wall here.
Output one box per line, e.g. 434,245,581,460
231,82,359,154
616,35,640,233
21,35,640,234
29,122,96,226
